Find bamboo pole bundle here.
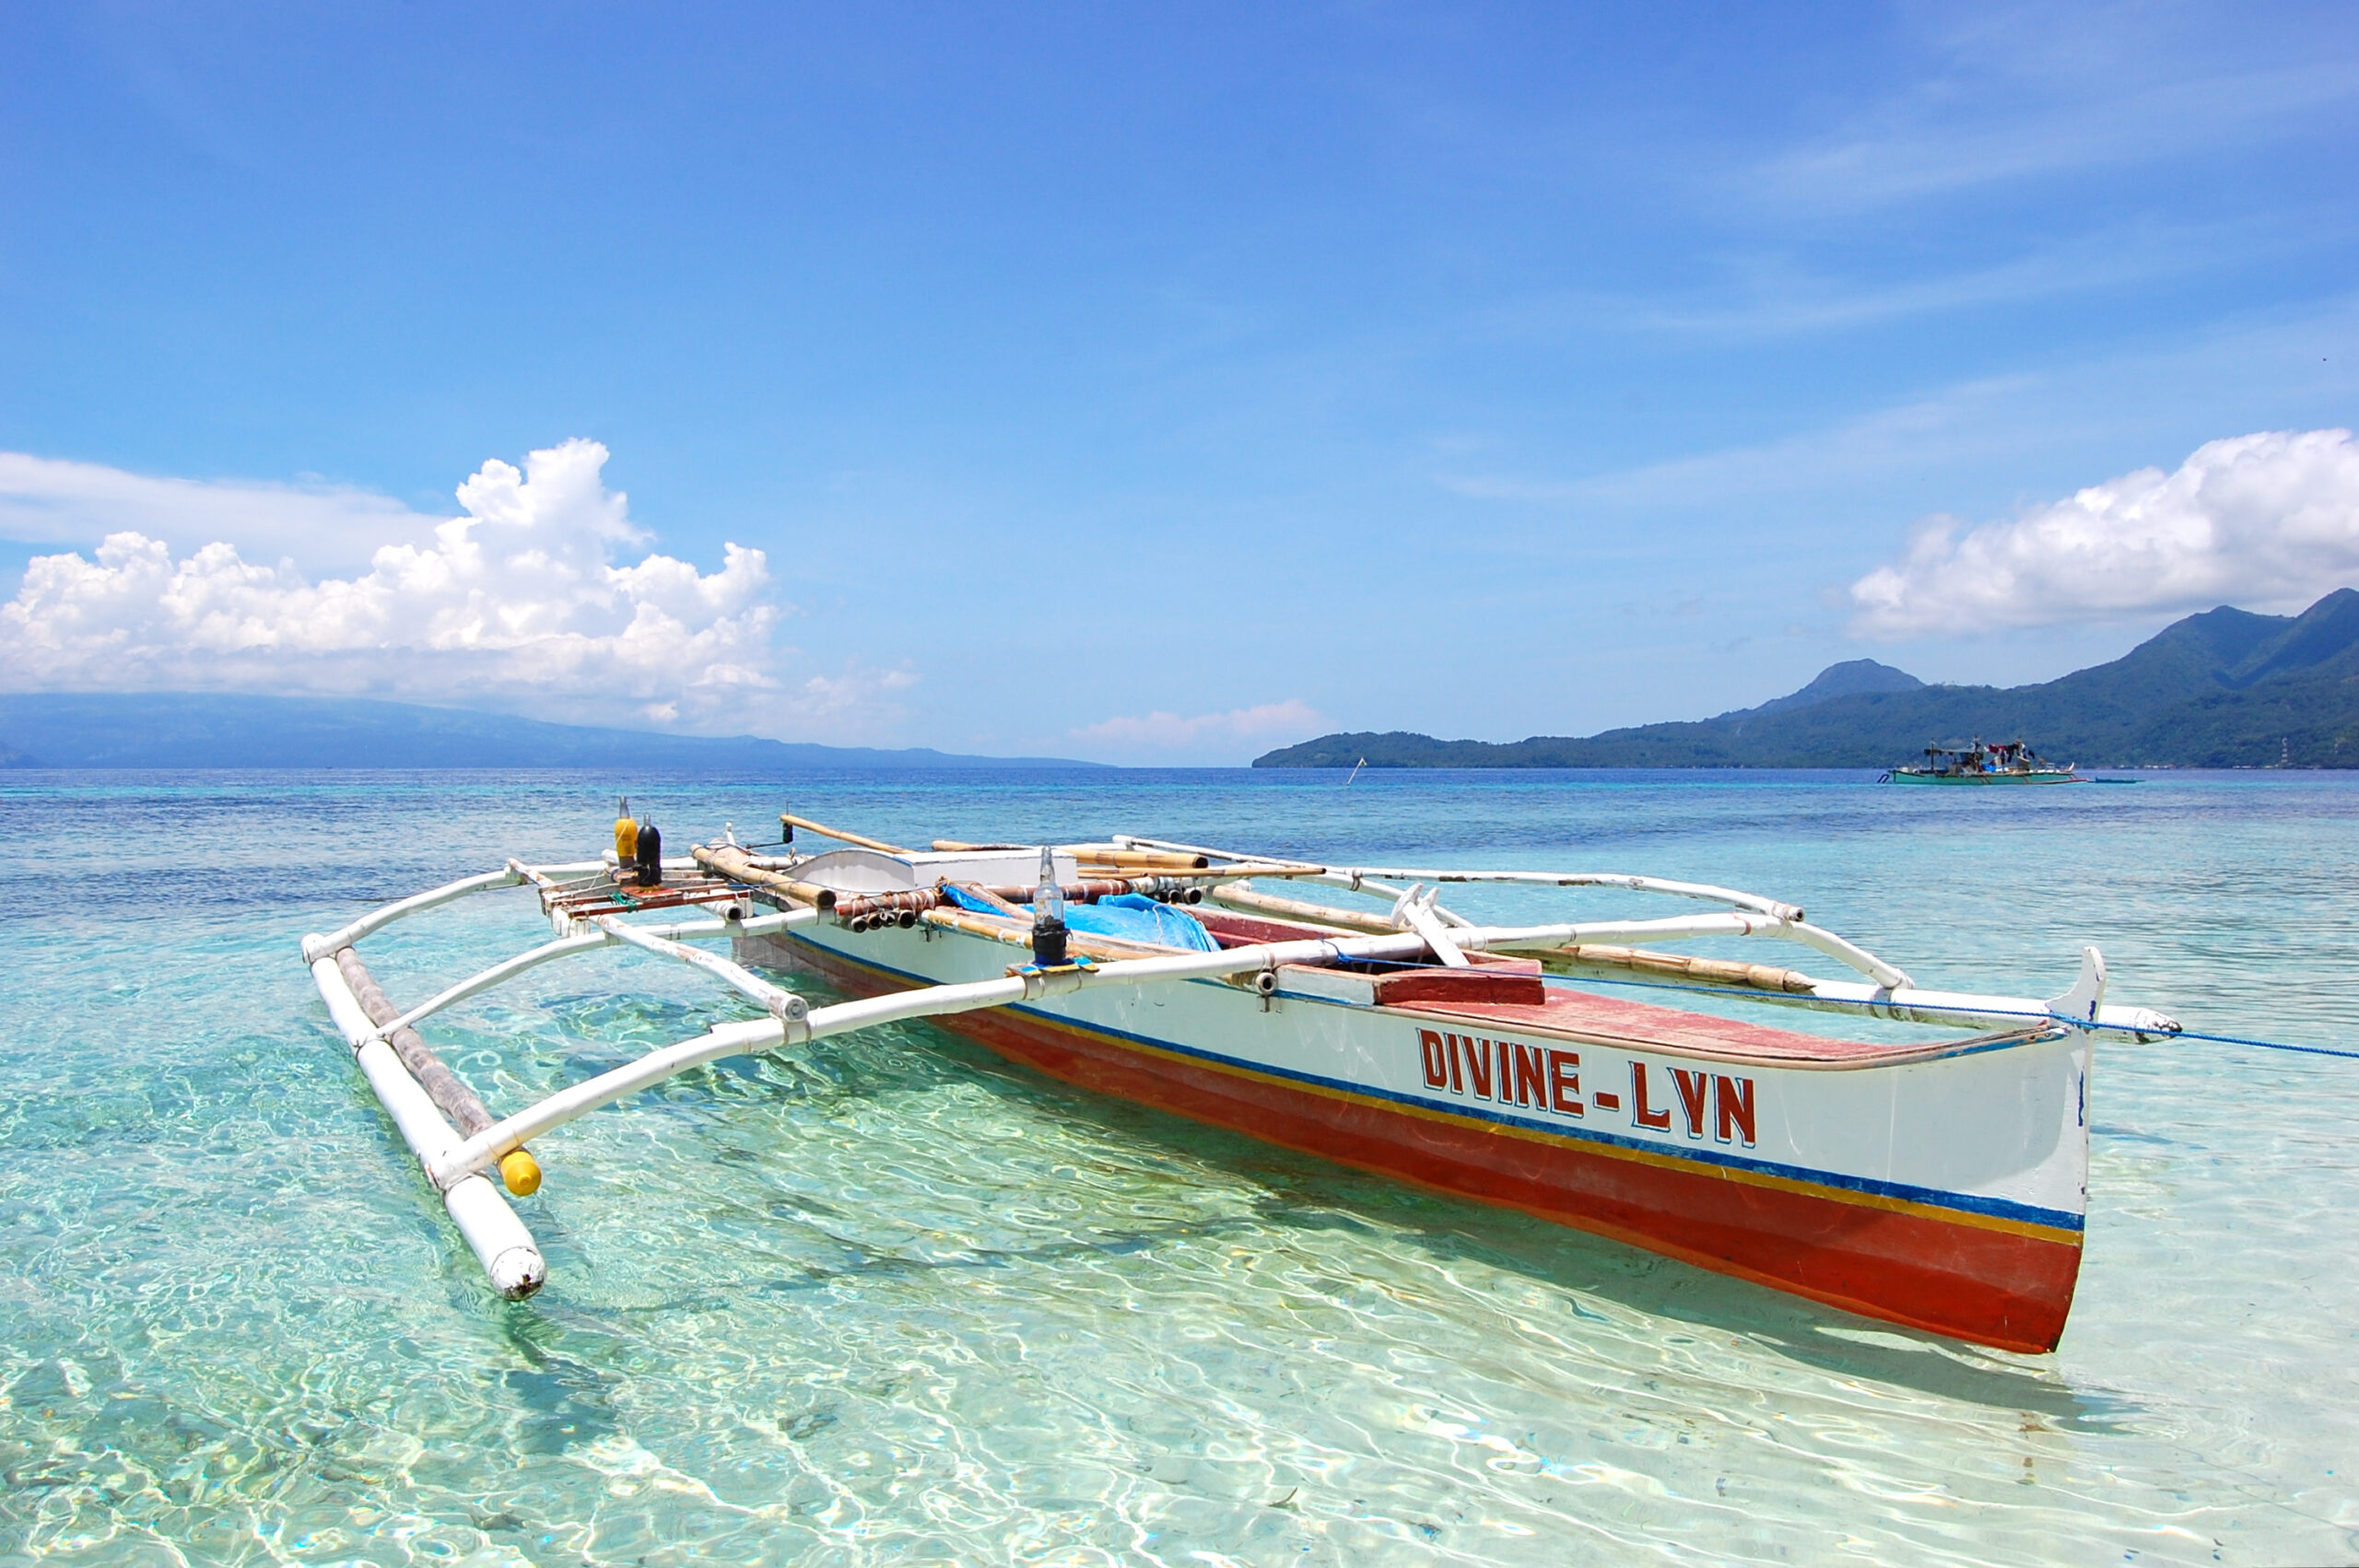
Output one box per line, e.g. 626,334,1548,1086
920,907,1035,946
1111,834,1809,922
946,881,1027,917
832,888,946,920
1042,879,1143,905
1206,881,1395,933
1075,861,1312,882
1540,942,1821,994
830,881,1152,926
912,905,1167,961
1079,848,1208,871
694,843,837,910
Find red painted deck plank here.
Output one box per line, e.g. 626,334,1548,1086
1402,989,1958,1063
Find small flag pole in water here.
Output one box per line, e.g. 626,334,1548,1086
1345,756,1367,787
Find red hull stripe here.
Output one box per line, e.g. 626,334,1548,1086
794,936,2080,1239
1049,999,2080,1237
778,936,2080,1352
974,1011,2080,1351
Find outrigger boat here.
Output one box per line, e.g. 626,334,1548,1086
1883,738,2079,784
300,811,2178,1353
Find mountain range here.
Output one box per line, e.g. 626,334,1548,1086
0,693,1097,769
1253,589,2359,769
12,590,2357,771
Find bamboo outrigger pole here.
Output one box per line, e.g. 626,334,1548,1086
1111,835,1810,923
780,813,909,855
309,939,546,1298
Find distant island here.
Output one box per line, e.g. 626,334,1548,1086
0,692,1101,770
1255,589,2359,770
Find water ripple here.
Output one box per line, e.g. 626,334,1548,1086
1,768,2353,1564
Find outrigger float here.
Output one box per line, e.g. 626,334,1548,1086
301,811,2179,1353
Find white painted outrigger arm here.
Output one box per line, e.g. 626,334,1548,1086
361,905,826,1042
1110,834,1919,987
1391,887,1470,966
428,928,1440,1189
308,846,2178,1299
301,867,817,1300
419,908,2178,1194
303,868,524,965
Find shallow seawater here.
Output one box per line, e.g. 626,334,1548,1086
1,766,2354,1566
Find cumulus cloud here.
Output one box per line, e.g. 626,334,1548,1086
0,451,438,568
1848,427,2359,638
0,439,908,736
1069,699,1324,759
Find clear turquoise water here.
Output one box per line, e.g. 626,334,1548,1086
3,767,2355,1566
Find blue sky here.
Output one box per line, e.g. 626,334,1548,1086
3,3,2355,760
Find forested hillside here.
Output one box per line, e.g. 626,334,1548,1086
1256,590,2359,769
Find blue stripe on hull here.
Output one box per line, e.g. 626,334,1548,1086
775,929,2086,1238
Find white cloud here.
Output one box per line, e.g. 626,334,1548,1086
1847,427,2359,638
1434,293,2359,527
794,665,921,719
0,439,913,738
1068,699,1324,761
0,451,438,568
1438,374,2044,513
1462,220,2251,350
1754,9,2359,212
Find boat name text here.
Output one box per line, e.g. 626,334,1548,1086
1415,1028,1755,1146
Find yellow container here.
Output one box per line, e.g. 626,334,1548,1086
499,1148,542,1197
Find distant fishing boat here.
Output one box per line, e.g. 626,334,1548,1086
301,810,2178,1352
1882,738,2079,785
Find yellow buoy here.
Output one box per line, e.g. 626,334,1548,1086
613,796,638,863
499,1148,543,1197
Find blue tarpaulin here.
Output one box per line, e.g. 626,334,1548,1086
937,886,1221,953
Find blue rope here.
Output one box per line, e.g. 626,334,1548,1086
1547,974,2359,1062
2162,1030,2359,1061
